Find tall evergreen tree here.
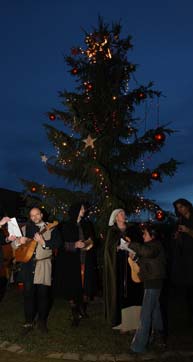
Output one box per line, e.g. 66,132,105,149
23,18,178,230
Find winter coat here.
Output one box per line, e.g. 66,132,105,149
129,239,166,286
54,203,97,301
171,214,193,286
16,221,61,286
104,223,143,327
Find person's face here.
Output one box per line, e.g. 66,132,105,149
30,208,43,224
142,229,153,243
116,210,126,224
175,203,190,218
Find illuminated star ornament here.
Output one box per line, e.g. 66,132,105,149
41,154,48,163
83,135,96,149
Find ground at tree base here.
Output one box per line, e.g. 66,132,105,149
0,286,192,362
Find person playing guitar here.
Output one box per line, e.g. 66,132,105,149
11,207,61,334
128,224,166,354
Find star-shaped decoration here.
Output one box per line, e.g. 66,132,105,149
41,154,48,163
83,135,97,149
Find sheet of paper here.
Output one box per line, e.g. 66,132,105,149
120,238,136,255
7,217,22,237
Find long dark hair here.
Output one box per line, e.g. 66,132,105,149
173,198,193,217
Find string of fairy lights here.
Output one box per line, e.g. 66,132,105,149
30,30,166,222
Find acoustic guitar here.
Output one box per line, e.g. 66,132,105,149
0,244,14,279
120,237,141,283
82,237,94,251
0,227,14,279
128,257,141,283
14,221,58,263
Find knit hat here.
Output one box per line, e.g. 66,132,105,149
108,209,125,226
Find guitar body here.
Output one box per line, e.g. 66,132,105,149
14,239,37,263
128,257,141,283
14,221,58,263
82,238,94,251
0,244,14,278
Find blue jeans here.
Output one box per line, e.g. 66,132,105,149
130,288,163,353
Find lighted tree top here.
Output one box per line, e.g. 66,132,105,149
23,17,178,229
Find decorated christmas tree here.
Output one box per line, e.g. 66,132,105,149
23,17,178,230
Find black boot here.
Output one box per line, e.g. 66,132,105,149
79,302,89,318
20,322,33,336
71,304,81,327
37,319,48,333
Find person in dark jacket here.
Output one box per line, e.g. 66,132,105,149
56,202,97,326
0,216,13,301
104,209,143,333
171,198,193,323
129,224,166,353
0,217,11,267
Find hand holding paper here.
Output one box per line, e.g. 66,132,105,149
120,238,136,256
7,218,22,237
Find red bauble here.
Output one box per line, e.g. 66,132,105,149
86,83,93,91
138,92,146,100
49,113,56,121
156,210,165,221
151,171,160,180
71,67,78,75
154,132,166,143
71,47,80,56
31,186,36,193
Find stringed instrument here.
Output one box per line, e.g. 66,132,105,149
120,237,141,283
128,257,141,283
14,221,58,263
0,244,14,279
0,226,14,279
82,237,94,251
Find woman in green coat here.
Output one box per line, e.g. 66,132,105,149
104,209,143,333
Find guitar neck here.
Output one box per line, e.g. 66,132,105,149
25,225,47,243
26,222,58,242
39,225,47,236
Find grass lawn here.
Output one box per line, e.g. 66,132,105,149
0,285,130,354
0,284,193,360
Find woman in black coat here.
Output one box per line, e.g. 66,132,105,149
171,198,193,324
55,202,97,326
104,209,143,333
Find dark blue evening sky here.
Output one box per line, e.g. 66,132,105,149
0,0,193,211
